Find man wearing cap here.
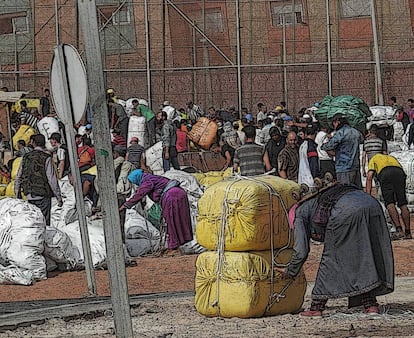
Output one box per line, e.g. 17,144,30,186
321,113,364,188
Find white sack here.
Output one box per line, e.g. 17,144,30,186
62,219,106,268
0,198,46,282
146,141,164,175
44,226,81,268
0,264,34,285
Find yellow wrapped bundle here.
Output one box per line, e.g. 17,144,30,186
196,175,299,251
195,250,306,318
0,168,11,196
12,125,36,151
10,157,22,180
5,180,16,197
192,168,233,188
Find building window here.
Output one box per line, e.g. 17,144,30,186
0,12,29,35
271,1,304,26
98,5,131,28
340,0,371,18
206,9,224,33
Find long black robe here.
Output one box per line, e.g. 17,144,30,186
287,190,394,303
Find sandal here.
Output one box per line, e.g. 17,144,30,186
299,310,323,317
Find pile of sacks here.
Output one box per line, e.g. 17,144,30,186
194,175,306,318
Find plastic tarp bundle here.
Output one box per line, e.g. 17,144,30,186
188,117,218,150
124,209,161,257
389,151,414,194
195,249,306,318
387,141,403,153
37,116,60,151
43,226,81,270
367,106,396,128
163,169,204,233
386,150,414,211
192,169,233,188
62,220,107,268
162,105,178,120
125,97,139,115
50,176,78,228
315,95,371,134
146,141,164,175
128,115,146,147
0,264,34,285
12,125,36,151
0,198,46,284
196,175,299,251
394,122,405,142
5,154,22,198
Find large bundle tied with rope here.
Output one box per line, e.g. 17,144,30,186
188,117,218,150
196,175,299,251
194,249,306,318
314,95,371,135
191,168,233,188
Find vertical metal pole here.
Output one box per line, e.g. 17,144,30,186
291,0,297,113
162,0,166,103
236,0,242,116
55,0,60,44
13,22,19,90
6,106,14,158
282,15,287,105
370,0,384,105
54,45,97,296
192,21,197,102
77,1,133,337
326,0,332,96
144,0,152,108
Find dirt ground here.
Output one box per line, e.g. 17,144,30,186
0,238,414,337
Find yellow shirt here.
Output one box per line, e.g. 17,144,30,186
368,154,402,175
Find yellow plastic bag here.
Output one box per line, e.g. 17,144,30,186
196,175,299,251
12,125,36,151
10,157,22,180
195,250,306,318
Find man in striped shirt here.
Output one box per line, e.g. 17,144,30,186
362,124,387,177
19,100,39,131
127,136,145,169
233,125,265,176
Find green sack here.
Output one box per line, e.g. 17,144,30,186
315,95,372,134
147,202,162,229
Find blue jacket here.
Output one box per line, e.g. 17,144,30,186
320,124,363,173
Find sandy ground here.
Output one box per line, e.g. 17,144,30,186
0,239,414,337
1,277,413,338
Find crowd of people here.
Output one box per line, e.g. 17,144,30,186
3,87,414,316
